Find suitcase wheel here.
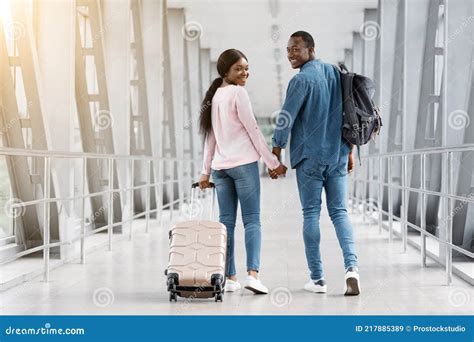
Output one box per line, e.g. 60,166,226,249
169,292,177,302
167,273,179,292
215,293,223,302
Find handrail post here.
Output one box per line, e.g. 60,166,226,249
378,157,383,234
402,155,408,253
362,161,366,224
129,159,134,240
178,159,184,216
420,154,426,267
446,152,453,285
158,159,164,231
367,158,372,223
388,156,393,242
371,158,376,220
80,157,87,264
145,159,151,233
170,160,174,223
43,157,51,282
108,158,114,251
353,158,358,214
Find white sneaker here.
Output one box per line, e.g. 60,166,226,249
224,279,241,292
344,267,360,296
244,275,269,294
304,279,327,293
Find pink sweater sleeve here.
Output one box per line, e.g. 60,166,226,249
234,87,281,170
201,130,216,175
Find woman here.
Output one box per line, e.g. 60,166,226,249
198,49,287,294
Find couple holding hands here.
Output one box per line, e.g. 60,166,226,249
198,31,360,296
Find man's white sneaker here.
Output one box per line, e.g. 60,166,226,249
244,275,269,294
344,267,360,296
303,279,327,293
224,279,241,292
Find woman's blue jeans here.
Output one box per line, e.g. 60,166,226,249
212,162,261,277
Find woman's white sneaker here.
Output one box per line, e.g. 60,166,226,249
244,275,269,294
304,279,327,293
224,279,241,292
344,267,360,296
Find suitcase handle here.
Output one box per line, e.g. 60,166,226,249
191,181,215,189
190,182,216,220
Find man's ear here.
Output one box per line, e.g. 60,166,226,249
309,47,316,57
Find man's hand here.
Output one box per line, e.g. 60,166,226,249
272,146,282,161
198,174,211,189
348,152,354,174
268,163,288,179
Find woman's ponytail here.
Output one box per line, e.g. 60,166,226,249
199,77,223,135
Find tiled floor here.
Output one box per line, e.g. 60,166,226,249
1,176,472,315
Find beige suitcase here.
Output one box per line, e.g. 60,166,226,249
166,182,227,302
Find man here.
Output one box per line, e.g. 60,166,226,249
271,31,360,295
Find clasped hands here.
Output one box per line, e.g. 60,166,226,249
268,147,287,179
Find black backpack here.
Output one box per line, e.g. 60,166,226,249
337,63,382,164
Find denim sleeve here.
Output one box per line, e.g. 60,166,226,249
272,76,307,148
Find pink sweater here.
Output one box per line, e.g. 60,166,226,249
201,85,280,175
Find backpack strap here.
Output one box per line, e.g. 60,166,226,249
339,63,349,73
356,145,362,166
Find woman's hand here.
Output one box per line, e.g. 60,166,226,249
268,163,288,179
198,174,211,189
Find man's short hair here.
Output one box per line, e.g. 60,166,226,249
290,31,315,49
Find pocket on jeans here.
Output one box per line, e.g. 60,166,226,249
334,158,348,177
301,160,326,179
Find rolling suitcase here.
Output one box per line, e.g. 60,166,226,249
166,182,227,302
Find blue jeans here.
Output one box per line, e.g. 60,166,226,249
211,162,261,277
296,158,358,281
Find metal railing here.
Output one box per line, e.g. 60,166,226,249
349,144,474,285
0,147,201,282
